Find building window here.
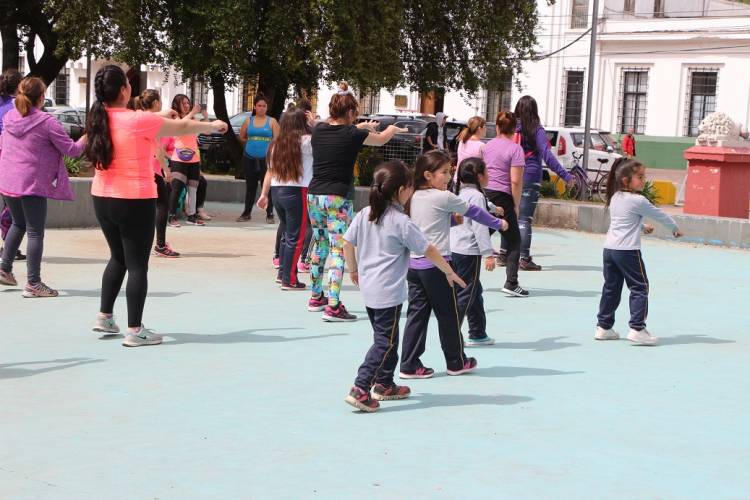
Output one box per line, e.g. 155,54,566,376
653,0,665,17
618,69,649,134
54,68,69,106
359,90,380,115
238,78,257,112
18,55,25,73
624,0,635,14
190,77,209,107
484,74,513,121
571,0,589,29
561,69,585,127
394,94,408,109
685,70,718,136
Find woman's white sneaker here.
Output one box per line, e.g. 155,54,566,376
122,325,163,347
93,313,120,337
627,328,658,346
594,326,619,340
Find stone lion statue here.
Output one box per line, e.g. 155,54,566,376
696,112,750,147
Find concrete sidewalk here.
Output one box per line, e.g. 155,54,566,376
1,202,748,499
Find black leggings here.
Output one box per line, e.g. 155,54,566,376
93,196,156,328
197,175,207,209
243,155,272,217
155,174,170,247
486,189,520,288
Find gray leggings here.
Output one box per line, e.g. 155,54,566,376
1,195,47,283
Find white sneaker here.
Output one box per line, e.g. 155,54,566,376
594,326,619,340
627,328,658,346
122,325,163,347
93,313,120,337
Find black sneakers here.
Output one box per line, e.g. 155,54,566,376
501,284,530,297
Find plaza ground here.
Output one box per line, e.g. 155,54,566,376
1,202,748,500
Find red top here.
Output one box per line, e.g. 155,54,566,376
622,134,636,156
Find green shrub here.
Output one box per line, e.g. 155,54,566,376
641,181,658,205
355,146,385,187
540,180,558,198
64,156,82,177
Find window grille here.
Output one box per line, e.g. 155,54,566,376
684,69,718,136
560,69,585,127
617,68,649,134
571,0,589,29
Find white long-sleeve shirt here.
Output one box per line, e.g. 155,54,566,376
605,191,678,250
450,185,494,256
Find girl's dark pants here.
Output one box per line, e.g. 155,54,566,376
242,155,273,218
451,253,486,340
271,186,308,285
597,249,649,331
400,266,467,372
485,189,520,288
354,305,403,391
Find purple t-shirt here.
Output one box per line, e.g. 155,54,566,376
483,136,524,194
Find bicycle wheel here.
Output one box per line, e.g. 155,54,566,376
567,170,588,201
594,172,609,203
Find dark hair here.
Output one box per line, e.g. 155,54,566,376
252,95,268,116
15,77,46,117
605,157,645,207
0,69,22,97
514,95,541,154
369,160,413,224
454,157,487,195
458,116,486,143
328,92,358,122
171,94,190,118
268,109,310,183
85,65,128,170
297,98,313,112
413,150,452,190
134,89,161,111
495,110,517,136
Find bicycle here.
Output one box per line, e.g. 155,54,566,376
555,151,610,202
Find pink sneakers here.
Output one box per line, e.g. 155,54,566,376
307,294,328,312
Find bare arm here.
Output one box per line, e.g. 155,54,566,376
156,116,226,138
343,240,359,286
510,165,524,215
363,125,407,146
424,244,466,288
239,118,250,145
256,169,274,210
271,118,280,139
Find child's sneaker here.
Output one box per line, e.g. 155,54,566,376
447,357,478,376
297,261,310,273
93,313,120,336
307,294,328,312
281,282,306,291
627,328,658,346
345,386,380,412
371,383,411,401
0,269,17,286
466,335,495,347
399,366,435,379
595,326,620,340
122,325,163,347
154,243,180,258
322,303,357,322
22,281,58,298
272,257,280,269
168,216,180,227
520,257,542,271
185,215,205,226
197,208,212,221
501,284,529,297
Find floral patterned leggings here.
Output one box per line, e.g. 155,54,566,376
307,194,352,307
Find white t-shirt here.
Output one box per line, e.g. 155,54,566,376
270,135,313,188
604,191,678,250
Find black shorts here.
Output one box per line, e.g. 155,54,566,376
169,160,200,181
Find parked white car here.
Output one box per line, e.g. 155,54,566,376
544,127,622,177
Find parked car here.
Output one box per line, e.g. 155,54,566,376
46,106,85,140
544,127,622,179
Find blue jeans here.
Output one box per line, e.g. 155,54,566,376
500,182,540,260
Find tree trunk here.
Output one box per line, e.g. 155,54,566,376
209,72,242,175
0,20,19,72
257,72,289,119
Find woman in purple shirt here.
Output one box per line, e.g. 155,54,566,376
0,77,85,297
504,95,573,271
483,111,528,296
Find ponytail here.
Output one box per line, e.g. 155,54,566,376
15,77,46,117
85,65,128,170
605,157,644,207
369,160,413,224
457,116,486,143
454,157,487,196
135,89,161,111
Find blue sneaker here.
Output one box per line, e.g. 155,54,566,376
465,336,495,347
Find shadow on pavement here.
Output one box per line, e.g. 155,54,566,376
488,336,580,352
162,327,346,345
60,289,189,298
658,335,736,346
375,393,533,413
474,365,584,378
486,287,600,298
179,252,251,258
45,256,109,265
543,265,603,272
0,357,105,380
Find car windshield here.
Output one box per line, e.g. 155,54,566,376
230,113,251,127
599,132,617,149
484,124,497,139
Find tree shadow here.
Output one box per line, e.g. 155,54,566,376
488,336,580,352
162,327,347,345
543,265,603,272
658,335,736,346
60,289,189,298
45,256,109,265
375,392,533,413
473,365,584,378
180,252,250,259
0,358,105,380
486,288,599,298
